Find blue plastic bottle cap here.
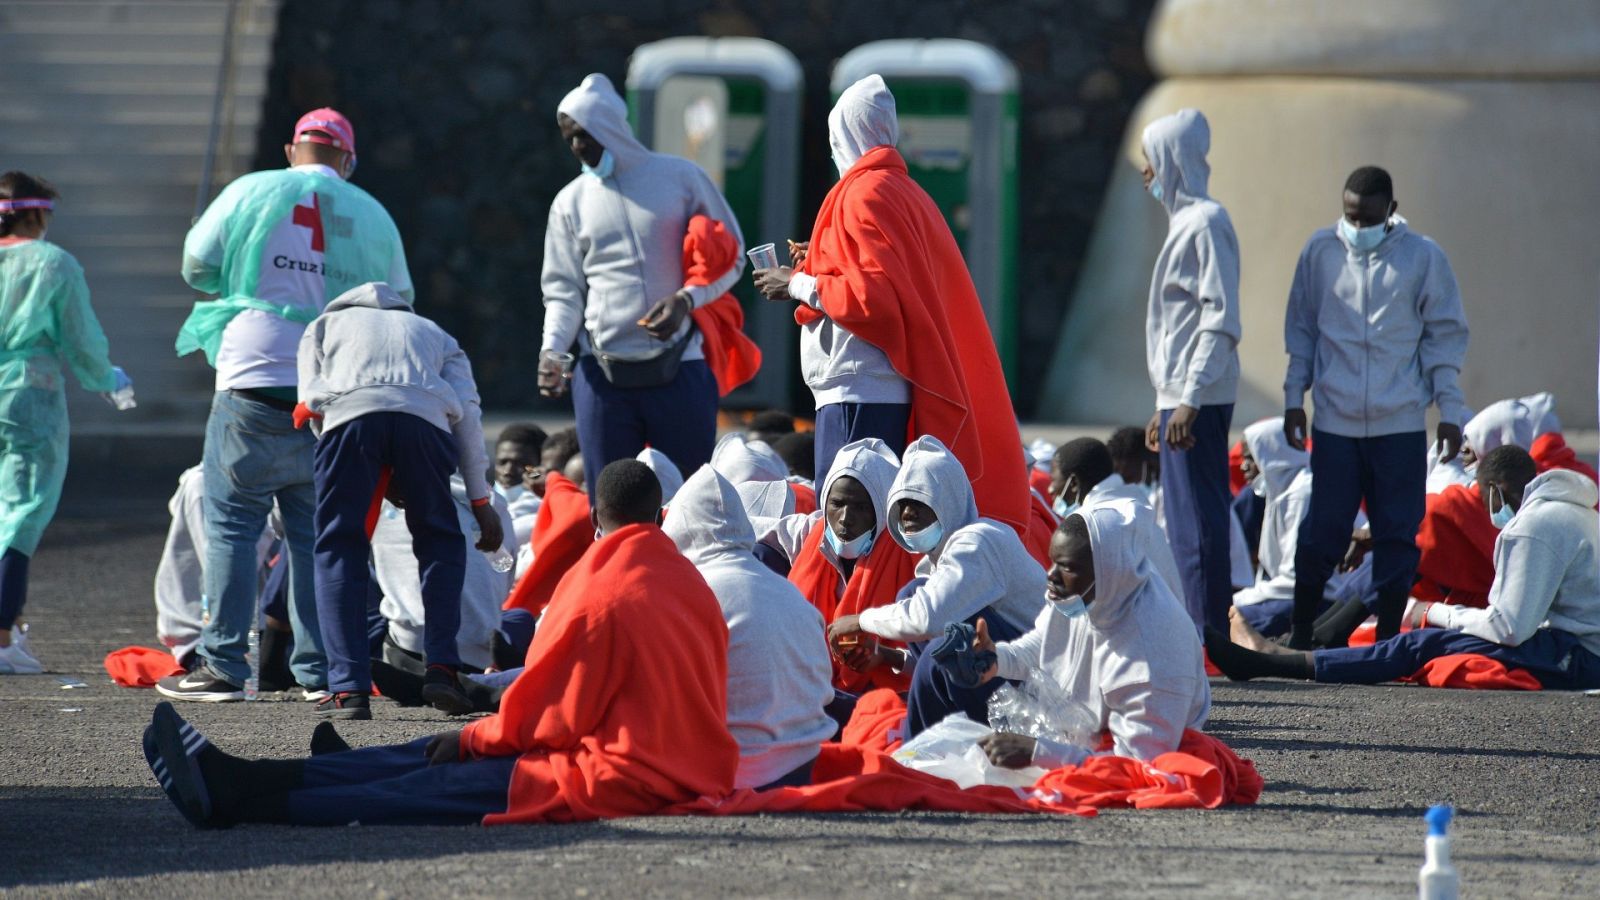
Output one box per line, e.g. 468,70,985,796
1425,804,1453,837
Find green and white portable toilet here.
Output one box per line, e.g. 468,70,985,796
832,40,1020,383
627,37,804,410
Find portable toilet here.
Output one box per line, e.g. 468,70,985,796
627,37,804,410
832,39,1020,383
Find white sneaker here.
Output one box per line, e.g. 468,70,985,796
302,688,332,703
0,641,44,674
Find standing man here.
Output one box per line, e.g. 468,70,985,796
1282,166,1468,649
754,75,1031,537
160,109,411,702
537,74,744,496
1139,108,1242,635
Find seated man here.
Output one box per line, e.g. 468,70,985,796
1208,447,1600,690
663,466,835,790
762,439,919,695
972,507,1211,770
503,429,592,616
827,436,1046,737
142,460,741,827
1050,437,1182,602
1230,417,1372,642
492,423,546,548
636,447,684,503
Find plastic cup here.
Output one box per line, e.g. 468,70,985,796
542,350,576,380
746,243,780,270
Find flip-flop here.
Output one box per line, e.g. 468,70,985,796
149,701,215,827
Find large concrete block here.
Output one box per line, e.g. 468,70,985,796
1042,77,1600,427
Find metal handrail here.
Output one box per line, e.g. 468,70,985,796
193,0,243,222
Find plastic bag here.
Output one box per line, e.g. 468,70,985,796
891,713,1046,789
986,667,1100,749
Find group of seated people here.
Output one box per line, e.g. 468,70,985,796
141,392,1600,828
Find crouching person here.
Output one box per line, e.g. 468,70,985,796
296,281,502,719
141,460,741,827
971,506,1211,769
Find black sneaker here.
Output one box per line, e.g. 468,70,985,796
314,691,371,720
420,665,474,716
156,664,244,703
369,659,426,707
143,702,216,828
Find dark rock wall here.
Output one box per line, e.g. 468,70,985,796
254,0,1158,416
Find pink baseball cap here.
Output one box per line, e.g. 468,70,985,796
292,108,356,160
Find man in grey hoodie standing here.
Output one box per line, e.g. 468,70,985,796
1139,108,1242,636
1282,166,1469,649
536,74,744,496
295,282,502,719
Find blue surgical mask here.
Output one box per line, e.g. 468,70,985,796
1338,216,1388,253
1047,581,1093,621
1250,473,1267,498
900,521,944,554
581,149,615,180
1148,178,1163,203
825,524,876,560
1052,495,1079,519
1489,485,1515,529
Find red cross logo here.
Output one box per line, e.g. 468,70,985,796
292,194,325,253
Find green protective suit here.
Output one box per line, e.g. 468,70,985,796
0,240,115,556
176,168,410,365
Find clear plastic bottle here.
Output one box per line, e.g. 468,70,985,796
485,546,514,573
244,626,260,701
1418,804,1459,900
109,384,136,411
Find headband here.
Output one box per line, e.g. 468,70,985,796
0,198,54,213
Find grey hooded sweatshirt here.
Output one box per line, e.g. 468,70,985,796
995,503,1210,767
857,435,1044,642
763,437,900,580
662,466,835,790
1142,109,1241,411
541,74,744,362
1284,213,1469,437
1429,469,1600,657
296,281,489,500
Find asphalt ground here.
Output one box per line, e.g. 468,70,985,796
3,510,1599,898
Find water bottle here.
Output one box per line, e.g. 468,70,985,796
244,626,260,701
485,546,514,573
110,384,136,411
1418,804,1459,900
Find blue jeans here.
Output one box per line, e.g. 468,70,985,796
571,356,718,498
284,737,517,825
1294,430,1426,638
1315,627,1600,690
200,391,323,688
1159,404,1234,633
813,402,911,486
314,412,465,694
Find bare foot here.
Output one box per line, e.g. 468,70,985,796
1229,607,1280,653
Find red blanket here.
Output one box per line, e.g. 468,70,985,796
464,524,740,824
788,526,917,693
798,146,1029,535
105,646,184,687
791,481,818,515
1531,432,1600,485
1413,483,1498,608
684,215,761,397
502,472,593,615
1401,653,1542,691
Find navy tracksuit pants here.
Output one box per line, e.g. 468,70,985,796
313,412,465,695
570,356,718,498
903,605,1028,738
283,737,516,825
1160,404,1234,633
1315,626,1600,690
813,401,911,486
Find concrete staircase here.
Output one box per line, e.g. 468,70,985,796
0,0,279,434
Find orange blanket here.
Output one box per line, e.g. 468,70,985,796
791,481,818,515
798,146,1029,535
105,646,184,687
502,472,593,615
1413,483,1498,608
684,215,761,397
1401,653,1542,690
788,524,917,693
464,523,740,824
1531,432,1600,485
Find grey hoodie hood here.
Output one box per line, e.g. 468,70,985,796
636,447,684,503
324,281,412,314
1519,468,1598,515
712,433,788,484
557,73,649,170
1243,416,1308,500
887,435,978,556
829,74,898,174
819,438,901,541
663,465,756,567
736,481,794,538
1141,108,1210,216
1465,392,1562,457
